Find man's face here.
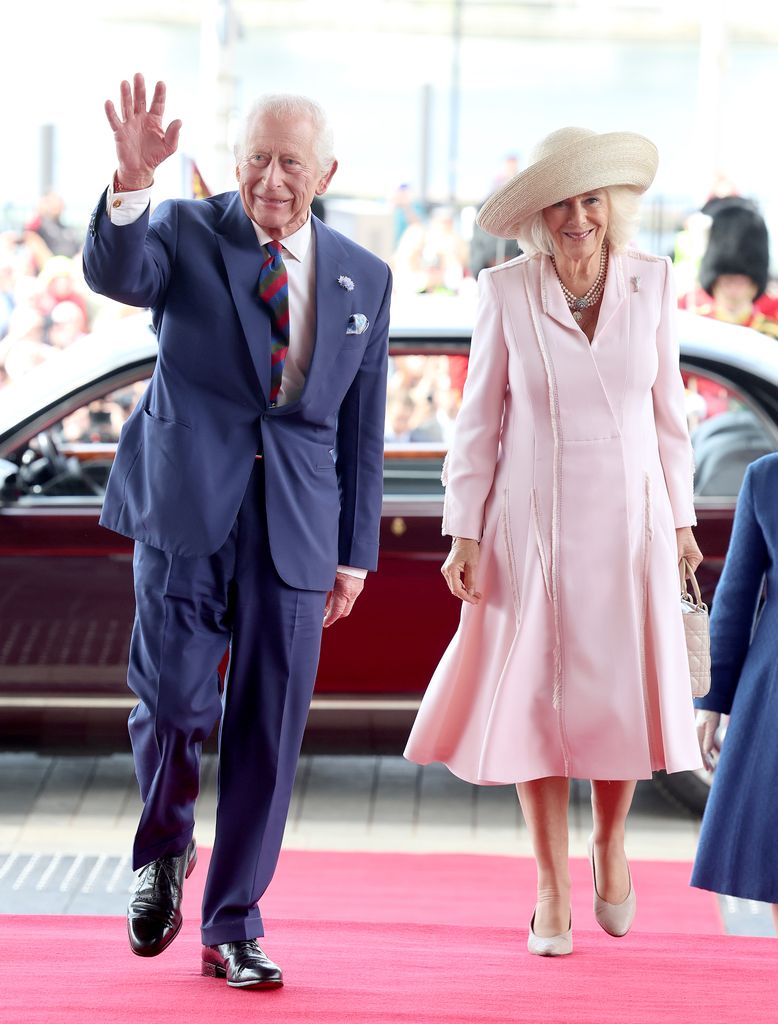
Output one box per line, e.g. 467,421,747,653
712,273,758,311
235,112,337,238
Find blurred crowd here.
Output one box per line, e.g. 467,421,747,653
0,192,128,390
384,353,468,445
384,168,778,444
389,156,522,299
4,173,778,456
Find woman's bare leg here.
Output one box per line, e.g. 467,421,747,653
589,779,636,903
771,904,778,937
516,777,571,936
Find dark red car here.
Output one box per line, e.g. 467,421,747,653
2,306,777,812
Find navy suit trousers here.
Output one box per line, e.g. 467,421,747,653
127,460,327,945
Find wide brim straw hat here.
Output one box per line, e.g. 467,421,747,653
476,127,659,239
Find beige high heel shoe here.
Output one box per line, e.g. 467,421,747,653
527,909,573,956
587,835,636,937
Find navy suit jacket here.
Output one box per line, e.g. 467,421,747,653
696,453,778,715
83,190,391,591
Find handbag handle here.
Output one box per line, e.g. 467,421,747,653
680,556,705,608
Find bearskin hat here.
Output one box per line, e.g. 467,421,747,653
699,197,770,300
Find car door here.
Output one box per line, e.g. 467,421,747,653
315,343,463,739
654,357,778,813
680,360,778,605
0,379,149,746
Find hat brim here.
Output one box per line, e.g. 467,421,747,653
476,132,659,239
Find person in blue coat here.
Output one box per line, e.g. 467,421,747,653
691,453,778,935
83,74,391,987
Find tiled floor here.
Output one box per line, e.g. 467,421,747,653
0,752,773,935
0,751,697,858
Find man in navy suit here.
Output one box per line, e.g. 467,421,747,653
83,74,391,989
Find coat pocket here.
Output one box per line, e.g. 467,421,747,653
144,407,192,430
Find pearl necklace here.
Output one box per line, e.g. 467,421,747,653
551,246,608,322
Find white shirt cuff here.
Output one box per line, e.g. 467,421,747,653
337,565,368,579
106,182,152,225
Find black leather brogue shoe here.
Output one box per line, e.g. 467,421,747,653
201,940,283,989
127,838,197,957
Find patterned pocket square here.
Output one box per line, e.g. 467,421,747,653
346,313,369,335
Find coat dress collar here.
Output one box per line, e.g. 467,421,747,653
539,249,628,344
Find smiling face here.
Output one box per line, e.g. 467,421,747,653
542,190,610,263
235,111,337,238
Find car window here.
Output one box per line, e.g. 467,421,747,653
58,381,146,446
0,379,149,503
385,354,466,446
6,354,770,506
682,366,777,498
382,352,467,497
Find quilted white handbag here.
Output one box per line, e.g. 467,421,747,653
680,558,711,699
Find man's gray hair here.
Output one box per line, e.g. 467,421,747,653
234,94,335,173
514,186,644,256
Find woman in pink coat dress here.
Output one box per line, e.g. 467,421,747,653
404,128,703,956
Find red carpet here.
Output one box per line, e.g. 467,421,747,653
0,852,736,1023
189,849,723,935
0,914,773,1024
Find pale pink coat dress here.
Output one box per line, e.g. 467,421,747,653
404,249,703,783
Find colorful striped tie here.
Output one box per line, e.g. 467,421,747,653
257,240,290,404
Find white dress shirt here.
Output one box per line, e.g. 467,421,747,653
105,182,367,579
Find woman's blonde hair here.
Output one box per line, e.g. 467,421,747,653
514,185,644,256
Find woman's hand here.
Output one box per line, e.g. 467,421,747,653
696,709,721,769
441,537,482,604
677,526,703,581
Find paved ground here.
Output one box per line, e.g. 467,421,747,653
0,752,773,936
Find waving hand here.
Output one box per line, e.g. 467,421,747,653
105,73,182,189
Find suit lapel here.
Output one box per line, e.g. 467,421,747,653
536,250,629,434
593,250,628,342
588,252,631,429
540,254,577,332
540,250,628,342
215,193,271,402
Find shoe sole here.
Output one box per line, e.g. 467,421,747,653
201,961,283,989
